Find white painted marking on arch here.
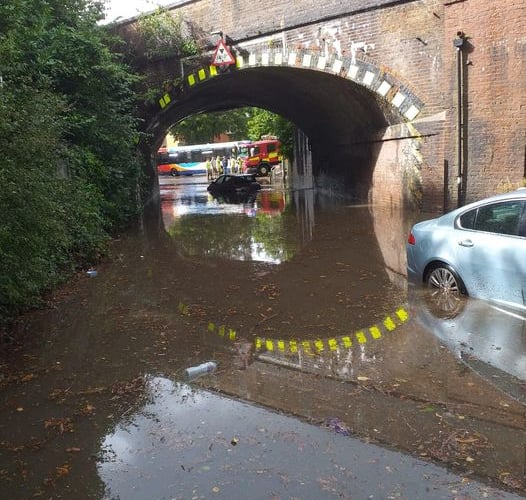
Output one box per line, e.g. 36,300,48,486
404,105,420,120
317,56,327,70
392,92,406,108
377,81,392,96
332,59,343,73
363,71,375,86
347,65,359,80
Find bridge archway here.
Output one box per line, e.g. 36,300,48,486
144,47,425,200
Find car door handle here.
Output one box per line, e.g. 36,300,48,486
458,239,474,247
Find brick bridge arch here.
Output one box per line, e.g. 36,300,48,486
112,0,524,210
144,45,428,203
153,46,424,130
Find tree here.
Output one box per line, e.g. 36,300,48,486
0,0,143,322
170,109,250,144
247,109,294,160
136,7,199,59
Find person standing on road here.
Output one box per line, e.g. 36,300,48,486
206,158,213,180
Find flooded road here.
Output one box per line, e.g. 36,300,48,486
0,174,524,498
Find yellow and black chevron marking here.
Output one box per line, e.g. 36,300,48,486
158,65,220,110
156,49,423,121
177,302,409,355
207,322,238,342
254,307,409,355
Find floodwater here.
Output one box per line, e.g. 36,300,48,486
0,174,524,499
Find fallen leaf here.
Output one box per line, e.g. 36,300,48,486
56,464,70,476
81,404,96,415
456,437,478,444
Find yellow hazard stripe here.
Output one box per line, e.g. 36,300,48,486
177,301,409,355
159,93,171,109
369,326,382,339
396,308,409,322
383,316,396,331
355,331,367,344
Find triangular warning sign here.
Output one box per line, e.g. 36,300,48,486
211,39,235,66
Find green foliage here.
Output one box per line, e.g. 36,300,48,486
170,109,250,144
167,212,298,262
246,109,294,160
0,0,143,322
136,8,199,59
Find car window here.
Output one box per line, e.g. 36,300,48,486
519,203,526,237
458,209,476,229
471,201,525,236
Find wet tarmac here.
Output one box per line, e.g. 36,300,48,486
0,173,524,498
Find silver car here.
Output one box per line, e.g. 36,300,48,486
406,188,526,311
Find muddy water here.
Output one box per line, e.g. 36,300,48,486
0,175,524,498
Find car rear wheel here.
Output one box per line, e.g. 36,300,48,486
425,265,466,296
170,168,179,177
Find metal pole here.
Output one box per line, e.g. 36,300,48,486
453,32,465,207
456,45,463,207
443,159,449,213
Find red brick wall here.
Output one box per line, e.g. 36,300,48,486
442,0,526,206
119,0,525,210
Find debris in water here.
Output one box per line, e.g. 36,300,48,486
325,417,352,436
185,361,217,381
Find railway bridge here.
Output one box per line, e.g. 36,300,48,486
111,0,525,210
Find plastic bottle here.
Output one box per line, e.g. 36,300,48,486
184,361,217,381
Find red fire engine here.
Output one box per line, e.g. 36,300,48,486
242,136,282,176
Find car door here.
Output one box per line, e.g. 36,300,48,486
455,200,526,309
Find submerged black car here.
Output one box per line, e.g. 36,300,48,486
207,174,261,195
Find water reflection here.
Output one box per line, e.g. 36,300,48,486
2,174,525,498
160,177,299,263
411,286,526,401
97,376,522,500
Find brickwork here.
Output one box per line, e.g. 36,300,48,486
442,0,526,206
116,0,525,211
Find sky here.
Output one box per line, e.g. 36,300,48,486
102,0,174,24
